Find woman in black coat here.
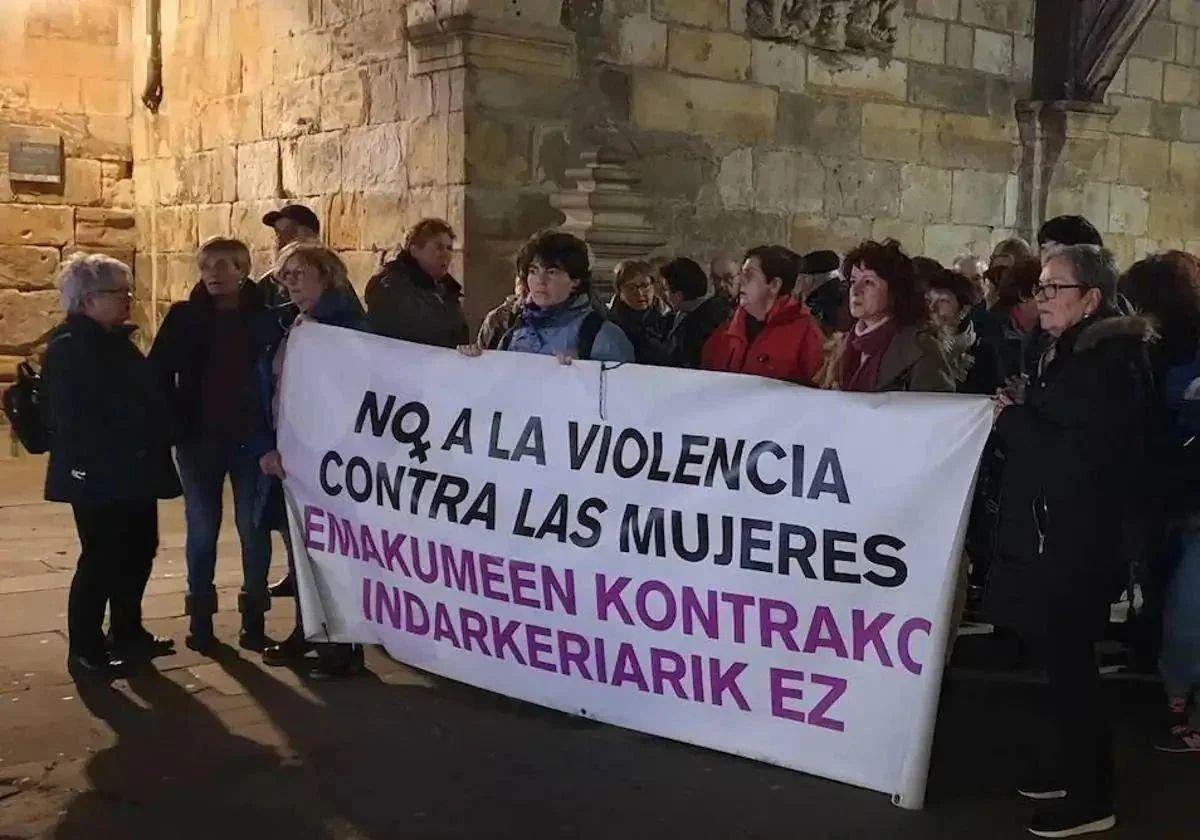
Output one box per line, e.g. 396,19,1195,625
43,255,181,678
987,245,1156,838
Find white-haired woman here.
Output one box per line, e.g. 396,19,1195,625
43,254,181,679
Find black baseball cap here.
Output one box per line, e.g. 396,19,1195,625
802,250,840,274
262,204,320,235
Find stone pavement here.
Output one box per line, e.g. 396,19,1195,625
0,454,1197,839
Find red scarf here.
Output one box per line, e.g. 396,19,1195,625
839,319,898,392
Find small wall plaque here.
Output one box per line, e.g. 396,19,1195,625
8,134,64,185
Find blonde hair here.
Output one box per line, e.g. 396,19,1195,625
197,237,251,273
275,241,352,293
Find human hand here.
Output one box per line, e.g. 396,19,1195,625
457,344,483,358
260,450,285,478
554,351,575,366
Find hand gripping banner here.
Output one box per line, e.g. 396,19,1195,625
278,322,993,808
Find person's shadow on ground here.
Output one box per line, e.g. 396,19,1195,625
54,663,345,840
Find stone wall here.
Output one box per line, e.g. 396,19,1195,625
129,0,462,321
0,0,136,375
1092,0,1200,267
459,0,1200,319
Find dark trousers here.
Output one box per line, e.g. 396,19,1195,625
68,500,159,659
1026,633,1114,808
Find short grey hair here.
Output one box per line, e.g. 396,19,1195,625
58,253,132,314
1042,244,1118,305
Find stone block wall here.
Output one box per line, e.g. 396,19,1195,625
1089,0,1200,267
0,0,135,375
130,0,462,319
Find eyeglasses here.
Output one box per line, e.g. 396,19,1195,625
1033,282,1087,301
94,288,133,300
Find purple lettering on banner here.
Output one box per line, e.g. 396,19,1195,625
897,617,932,675
759,598,801,651
557,631,593,679
361,527,384,570
594,637,609,682
595,574,634,625
509,559,540,608
709,659,751,711
542,567,577,616
689,654,706,701
719,592,755,644
649,648,689,699
441,545,479,595
851,609,895,668
489,616,527,665
480,554,509,602
526,624,556,672
329,517,360,559
637,580,678,631
362,578,371,619
681,587,720,640
459,608,491,655
402,590,430,634
304,506,325,551
433,601,462,647
808,673,848,732
381,530,408,574
611,642,649,691
803,606,849,658
769,667,806,723
413,539,439,583
374,582,403,628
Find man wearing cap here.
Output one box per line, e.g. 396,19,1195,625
797,250,849,335
260,204,321,307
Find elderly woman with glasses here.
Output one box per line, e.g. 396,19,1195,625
987,244,1157,838
43,254,181,679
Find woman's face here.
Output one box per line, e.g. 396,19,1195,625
526,259,578,308
618,273,655,311
848,265,891,323
927,289,964,329
1036,258,1100,337
411,233,454,280
200,254,244,299
280,256,326,314
83,278,133,328
738,257,779,320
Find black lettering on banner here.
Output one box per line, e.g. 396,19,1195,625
354,391,395,436
512,416,547,465
809,447,850,503
392,401,431,463
863,534,909,587
777,523,817,578
442,408,473,454
320,450,344,496
739,518,774,572
620,504,666,557
823,530,862,584
746,441,786,495
673,435,709,485
571,499,607,548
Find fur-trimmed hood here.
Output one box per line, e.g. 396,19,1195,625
1074,314,1158,353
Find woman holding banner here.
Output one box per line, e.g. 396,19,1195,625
250,242,367,680
988,244,1157,838
818,240,954,393
459,231,634,363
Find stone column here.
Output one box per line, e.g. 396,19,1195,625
405,1,578,326
1015,100,1118,253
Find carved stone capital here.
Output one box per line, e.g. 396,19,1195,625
406,14,576,78
747,0,902,53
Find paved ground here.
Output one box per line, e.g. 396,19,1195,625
0,454,1197,839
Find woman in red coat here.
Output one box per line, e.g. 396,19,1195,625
701,245,825,385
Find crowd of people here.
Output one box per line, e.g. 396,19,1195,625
30,200,1200,838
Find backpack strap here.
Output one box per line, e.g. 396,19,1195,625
576,311,605,361
498,326,516,351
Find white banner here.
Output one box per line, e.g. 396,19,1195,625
277,322,992,808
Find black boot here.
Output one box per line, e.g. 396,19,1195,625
184,588,219,654
268,573,295,598
238,591,272,652
262,628,312,666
